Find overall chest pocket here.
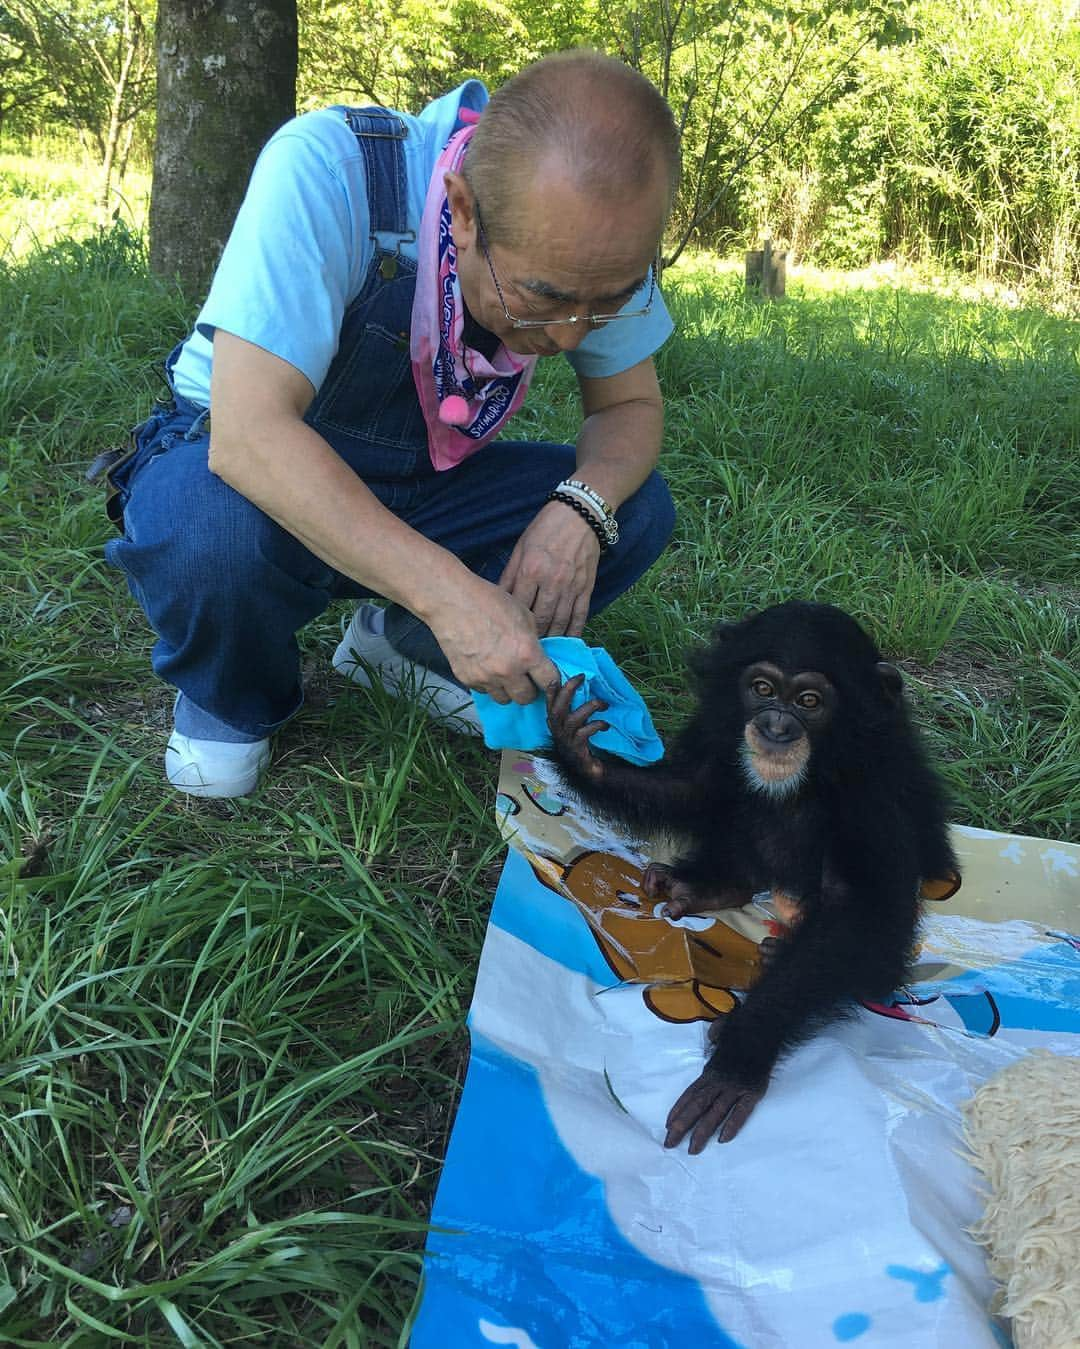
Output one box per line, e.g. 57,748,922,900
306,263,429,461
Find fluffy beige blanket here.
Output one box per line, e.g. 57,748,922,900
964,1051,1080,1349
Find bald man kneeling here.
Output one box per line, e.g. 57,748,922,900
105,52,680,797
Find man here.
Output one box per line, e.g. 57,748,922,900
105,50,679,798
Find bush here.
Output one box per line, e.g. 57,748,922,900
745,0,1080,305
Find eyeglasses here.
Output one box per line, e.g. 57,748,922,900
475,206,659,330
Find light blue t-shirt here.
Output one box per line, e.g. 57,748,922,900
171,81,675,410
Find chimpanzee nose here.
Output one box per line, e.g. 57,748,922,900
756,710,801,743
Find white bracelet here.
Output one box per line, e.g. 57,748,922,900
558,478,614,521
556,482,606,521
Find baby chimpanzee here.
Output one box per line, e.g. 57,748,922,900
546,601,958,1151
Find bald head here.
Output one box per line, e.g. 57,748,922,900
462,51,680,249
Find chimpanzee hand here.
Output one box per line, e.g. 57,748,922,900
546,673,610,782
664,1064,767,1151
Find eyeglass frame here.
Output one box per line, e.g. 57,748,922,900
474,205,660,330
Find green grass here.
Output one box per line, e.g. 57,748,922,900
1,218,1078,1343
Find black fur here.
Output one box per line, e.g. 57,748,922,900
547,600,958,1148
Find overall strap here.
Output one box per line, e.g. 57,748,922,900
338,107,412,246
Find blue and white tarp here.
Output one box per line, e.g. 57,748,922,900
413,753,1080,1349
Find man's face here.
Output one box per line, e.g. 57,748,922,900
446,161,665,358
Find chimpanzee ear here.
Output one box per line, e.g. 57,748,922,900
709,620,741,648
875,661,904,704
689,621,741,685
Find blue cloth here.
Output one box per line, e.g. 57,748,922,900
473,638,664,765
170,83,675,407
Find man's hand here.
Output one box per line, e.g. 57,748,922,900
499,501,601,637
431,576,559,704
497,357,665,638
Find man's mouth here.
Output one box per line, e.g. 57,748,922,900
505,332,559,358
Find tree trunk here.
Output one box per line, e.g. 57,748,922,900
98,0,145,216
99,36,133,215
118,117,138,185
150,0,297,298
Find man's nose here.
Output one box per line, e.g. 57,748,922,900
545,317,590,352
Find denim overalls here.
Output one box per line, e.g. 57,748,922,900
105,109,675,739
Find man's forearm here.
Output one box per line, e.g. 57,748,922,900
572,355,665,511
204,329,558,699
209,412,477,629
207,330,481,629
572,396,664,511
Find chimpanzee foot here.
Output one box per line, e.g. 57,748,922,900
642,862,676,900
643,862,753,919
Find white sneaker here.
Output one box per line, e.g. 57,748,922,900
165,730,271,798
333,603,483,736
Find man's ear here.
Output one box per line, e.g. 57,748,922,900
444,171,477,252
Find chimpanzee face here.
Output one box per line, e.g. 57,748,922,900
739,663,836,797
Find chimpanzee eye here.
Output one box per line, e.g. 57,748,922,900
751,679,773,698
797,691,822,710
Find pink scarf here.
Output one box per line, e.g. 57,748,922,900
411,114,538,471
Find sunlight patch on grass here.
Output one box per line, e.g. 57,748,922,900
0,152,150,259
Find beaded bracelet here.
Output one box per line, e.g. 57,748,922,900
546,490,610,552
553,480,619,547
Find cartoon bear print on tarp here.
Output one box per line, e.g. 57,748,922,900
523,846,762,1024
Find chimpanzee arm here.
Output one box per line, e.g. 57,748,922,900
665,880,917,1151
545,673,703,834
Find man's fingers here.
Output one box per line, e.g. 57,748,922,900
525,577,580,636
505,676,541,704
497,654,558,706
510,581,540,615
531,655,560,695
566,590,590,638
544,589,578,637
498,547,528,596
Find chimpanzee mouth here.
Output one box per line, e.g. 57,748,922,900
739,740,808,798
